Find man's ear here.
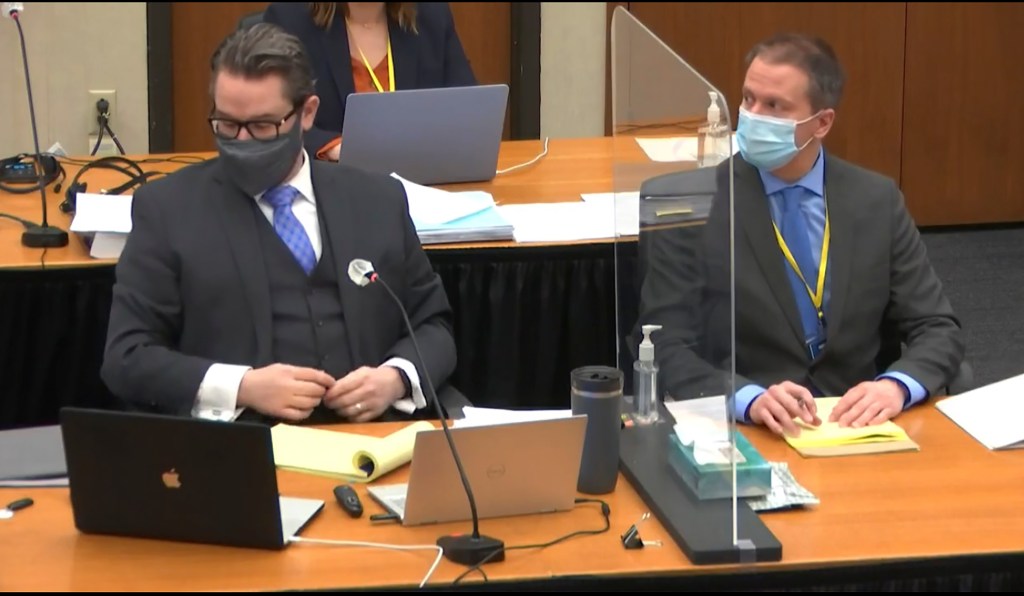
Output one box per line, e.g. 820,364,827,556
814,108,836,139
301,95,321,131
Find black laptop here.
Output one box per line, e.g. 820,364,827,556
59,407,323,550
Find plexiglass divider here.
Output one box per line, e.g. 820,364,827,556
611,6,782,564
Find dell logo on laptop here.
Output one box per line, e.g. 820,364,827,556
162,468,182,489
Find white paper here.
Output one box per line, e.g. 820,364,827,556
497,202,617,243
635,134,737,163
936,373,1024,450
69,193,133,233
580,192,640,236
390,173,494,228
89,232,128,259
454,407,572,429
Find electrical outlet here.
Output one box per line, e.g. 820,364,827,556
88,89,116,135
88,134,118,157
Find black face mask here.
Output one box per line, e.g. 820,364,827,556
215,119,303,196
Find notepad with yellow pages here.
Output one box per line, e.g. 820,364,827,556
270,421,435,482
784,397,920,457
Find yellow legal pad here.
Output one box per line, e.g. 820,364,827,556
784,397,920,457
270,420,435,482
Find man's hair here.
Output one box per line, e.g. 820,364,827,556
745,33,845,111
209,23,316,105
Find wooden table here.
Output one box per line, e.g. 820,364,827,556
3,405,1021,591
0,137,680,268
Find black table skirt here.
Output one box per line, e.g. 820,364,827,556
0,243,636,429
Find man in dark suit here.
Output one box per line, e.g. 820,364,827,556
263,2,477,160
101,23,457,425
637,33,964,436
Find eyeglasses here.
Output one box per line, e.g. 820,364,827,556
207,104,300,141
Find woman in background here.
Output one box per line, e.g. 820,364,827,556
263,2,478,161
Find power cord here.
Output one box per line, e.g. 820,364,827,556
90,99,126,156
450,497,612,586
496,136,549,175
287,537,444,588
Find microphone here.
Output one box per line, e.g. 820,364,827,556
347,258,504,567
5,3,69,248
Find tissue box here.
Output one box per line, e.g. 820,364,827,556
667,431,772,500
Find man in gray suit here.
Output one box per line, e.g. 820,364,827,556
101,24,457,424
637,33,964,436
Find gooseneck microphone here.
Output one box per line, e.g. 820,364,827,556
347,258,504,567
5,3,69,248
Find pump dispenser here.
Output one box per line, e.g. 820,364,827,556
698,91,729,167
633,324,662,425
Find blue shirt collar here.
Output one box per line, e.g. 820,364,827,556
757,146,826,197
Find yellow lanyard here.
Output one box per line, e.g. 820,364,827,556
355,35,395,93
771,194,830,323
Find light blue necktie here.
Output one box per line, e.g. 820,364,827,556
779,186,821,343
263,185,317,275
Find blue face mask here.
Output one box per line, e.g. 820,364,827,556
736,107,820,171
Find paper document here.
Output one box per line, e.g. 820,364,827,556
454,406,572,429
498,202,616,243
90,232,128,259
635,134,737,163
270,421,434,483
784,397,918,457
390,173,494,227
936,373,1024,450
69,193,133,233
580,192,640,236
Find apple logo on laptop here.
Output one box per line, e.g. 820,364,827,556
162,468,182,489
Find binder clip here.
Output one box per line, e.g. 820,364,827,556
620,512,661,549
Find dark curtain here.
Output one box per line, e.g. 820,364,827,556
0,243,635,429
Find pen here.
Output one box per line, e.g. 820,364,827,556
0,497,34,519
656,208,693,217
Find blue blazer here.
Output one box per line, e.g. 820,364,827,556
263,2,478,154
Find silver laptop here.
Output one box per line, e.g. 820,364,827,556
59,407,324,550
368,416,587,526
338,84,509,185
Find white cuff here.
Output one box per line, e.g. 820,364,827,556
193,363,251,422
383,357,427,414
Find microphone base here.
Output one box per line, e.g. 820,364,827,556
437,534,505,567
22,225,69,248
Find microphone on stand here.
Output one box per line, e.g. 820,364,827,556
4,2,69,248
347,258,504,567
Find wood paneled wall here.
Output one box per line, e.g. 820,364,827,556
615,2,1024,226
169,2,511,152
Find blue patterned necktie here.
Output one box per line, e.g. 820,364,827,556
263,185,317,275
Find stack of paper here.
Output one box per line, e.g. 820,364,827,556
270,420,434,483
784,397,919,457
936,373,1024,450
68,193,134,258
392,174,513,244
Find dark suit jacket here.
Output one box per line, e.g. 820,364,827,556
638,154,965,402
101,158,457,417
263,2,478,154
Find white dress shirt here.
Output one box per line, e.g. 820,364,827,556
192,150,426,421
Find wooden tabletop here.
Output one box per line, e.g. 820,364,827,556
0,137,687,269
2,403,1021,591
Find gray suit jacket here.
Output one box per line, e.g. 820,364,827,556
101,158,457,416
638,153,965,401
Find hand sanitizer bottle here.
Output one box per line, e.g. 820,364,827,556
633,324,662,425
698,91,729,168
